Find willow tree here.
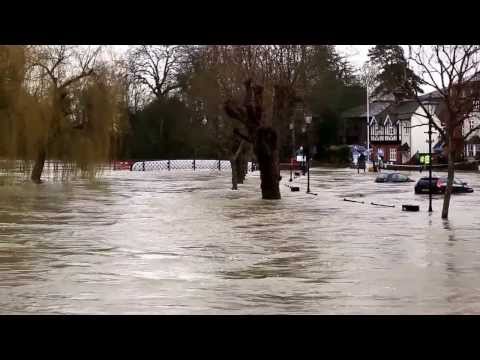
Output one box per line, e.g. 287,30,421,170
0,46,27,178
0,45,128,183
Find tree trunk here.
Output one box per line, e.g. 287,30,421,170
31,147,46,184
236,151,244,184
224,80,294,200
255,127,281,199
230,158,238,190
236,144,249,184
230,140,244,190
441,140,455,219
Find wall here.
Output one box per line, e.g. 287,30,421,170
463,112,480,140
372,144,401,164
410,106,442,155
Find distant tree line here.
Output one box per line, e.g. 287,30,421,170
119,45,365,162
0,45,365,185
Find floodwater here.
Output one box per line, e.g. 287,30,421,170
1,167,480,314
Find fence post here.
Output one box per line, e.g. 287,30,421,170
142,161,145,171
168,160,171,171
193,159,196,171
218,159,221,171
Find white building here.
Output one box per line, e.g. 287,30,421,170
343,88,480,163
408,104,443,158
462,109,480,158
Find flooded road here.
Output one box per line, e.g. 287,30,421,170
1,167,480,314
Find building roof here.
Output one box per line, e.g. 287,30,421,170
466,135,480,144
418,90,443,101
372,100,420,125
342,90,445,126
394,101,420,121
342,101,392,119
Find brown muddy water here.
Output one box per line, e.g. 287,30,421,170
1,167,480,314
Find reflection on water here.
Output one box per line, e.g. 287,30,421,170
1,168,480,314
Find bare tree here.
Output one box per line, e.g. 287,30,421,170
126,45,187,145
400,45,480,219
360,62,380,97
127,45,185,99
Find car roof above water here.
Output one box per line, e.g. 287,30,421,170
419,176,439,180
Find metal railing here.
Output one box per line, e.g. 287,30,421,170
130,160,255,172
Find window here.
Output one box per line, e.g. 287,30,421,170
390,148,397,161
404,125,409,134
474,100,480,111
389,125,395,135
391,173,408,182
468,144,474,157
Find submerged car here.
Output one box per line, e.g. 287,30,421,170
375,172,414,183
414,176,474,194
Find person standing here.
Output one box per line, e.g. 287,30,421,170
358,152,366,173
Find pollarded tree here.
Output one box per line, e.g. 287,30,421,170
180,45,255,190
225,79,301,199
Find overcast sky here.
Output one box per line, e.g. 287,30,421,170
335,45,373,68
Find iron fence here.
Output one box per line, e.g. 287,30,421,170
130,160,255,172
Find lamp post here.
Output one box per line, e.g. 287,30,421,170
366,86,370,162
424,101,436,213
289,122,295,182
428,117,433,212
193,114,208,171
303,114,313,194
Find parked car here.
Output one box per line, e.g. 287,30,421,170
375,172,414,183
414,176,474,194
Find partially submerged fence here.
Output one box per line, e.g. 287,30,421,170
124,160,256,172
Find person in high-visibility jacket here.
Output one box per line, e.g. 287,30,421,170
420,154,431,165
419,154,430,173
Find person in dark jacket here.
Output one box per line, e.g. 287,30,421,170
358,153,366,173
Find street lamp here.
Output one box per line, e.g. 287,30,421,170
289,122,295,182
194,114,208,171
303,114,312,194
366,86,370,163
424,100,437,213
